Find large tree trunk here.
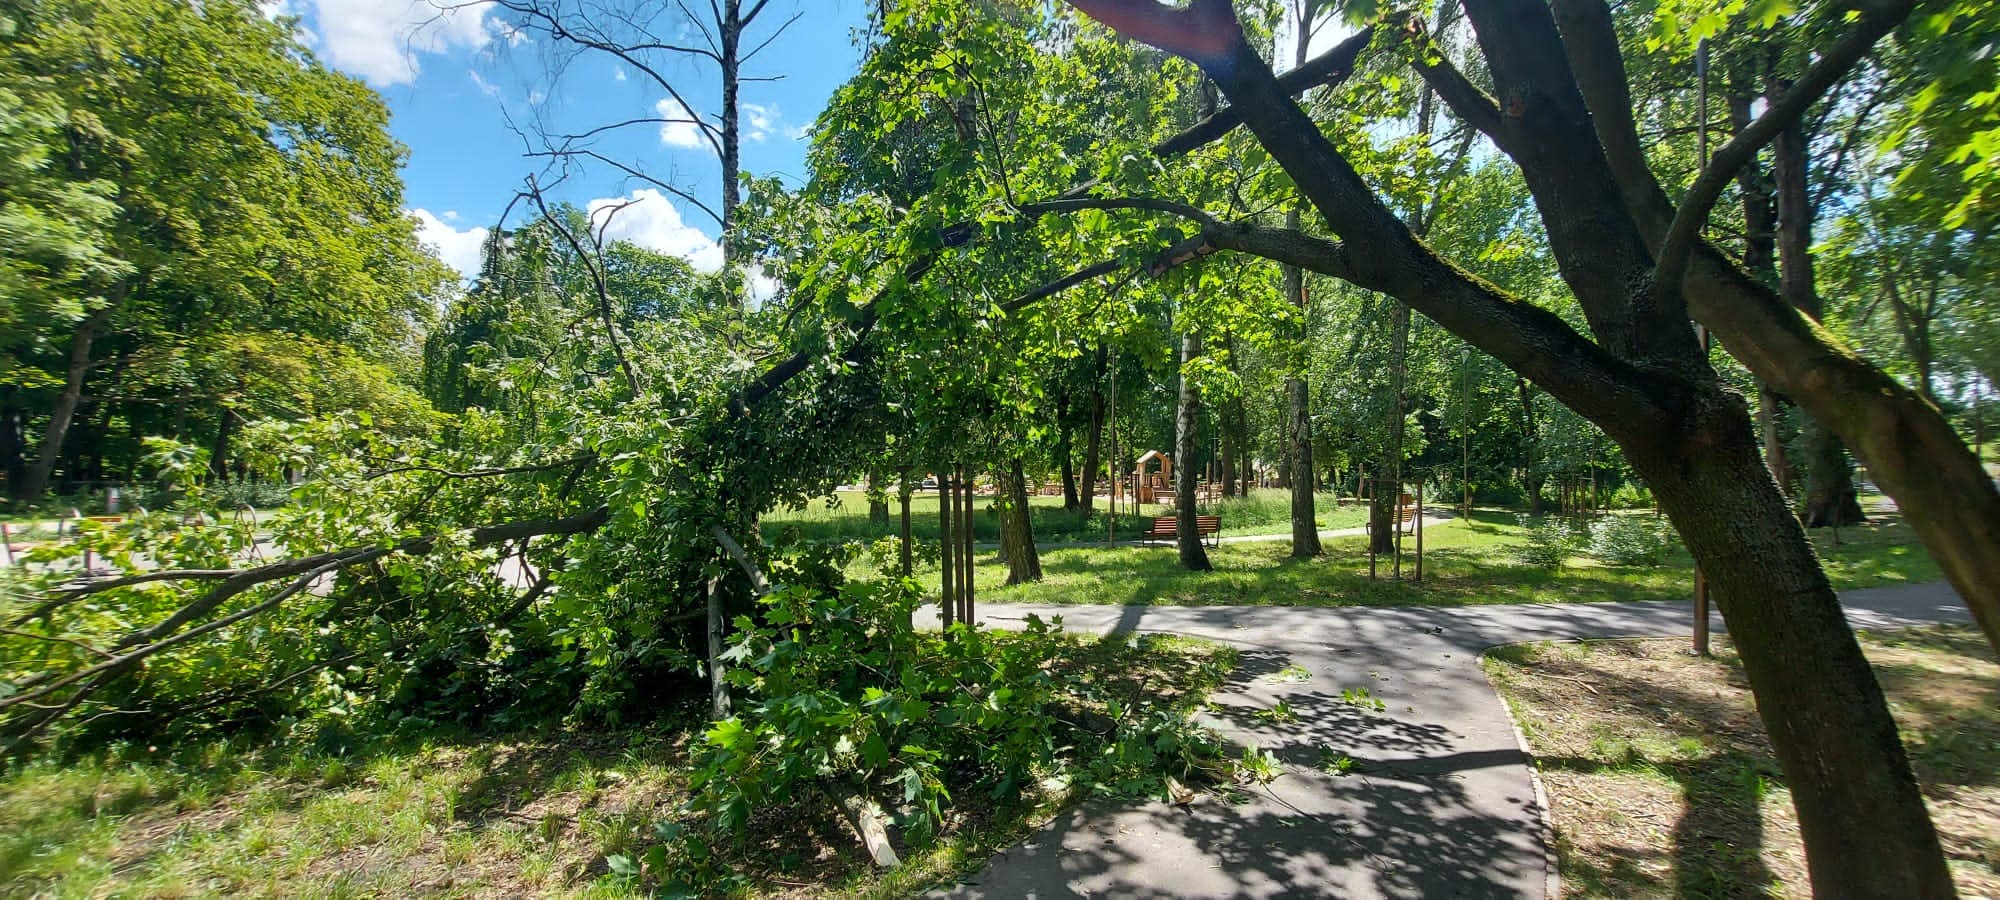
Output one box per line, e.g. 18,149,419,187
1279,4,1321,558
1370,301,1411,555
718,0,743,304
1772,96,1863,528
1220,334,1240,500
1517,377,1545,516
1057,385,1080,510
0,394,26,497
1175,331,1212,571
1729,83,1795,494
1000,458,1042,584
1081,345,1106,514
898,474,913,576
867,470,890,526
21,303,115,501
1058,2,1959,887
1286,374,1322,557
1632,389,1949,896
209,407,236,482
1551,0,2000,649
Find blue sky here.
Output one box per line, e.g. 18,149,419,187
273,0,873,277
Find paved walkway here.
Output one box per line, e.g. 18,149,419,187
931,581,1971,899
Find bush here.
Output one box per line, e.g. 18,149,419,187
656,577,1233,887
1515,515,1585,568
1589,514,1680,566
207,476,296,510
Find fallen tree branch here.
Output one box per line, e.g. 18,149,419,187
365,453,599,481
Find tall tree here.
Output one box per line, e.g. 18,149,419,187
4,0,441,499
1066,0,1961,889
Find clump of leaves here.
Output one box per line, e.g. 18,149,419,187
1340,687,1386,712
1317,747,1358,776
1262,663,1312,684
1515,515,1586,569
1239,746,1282,784
1255,700,1299,723
640,576,1232,888
1588,515,1681,566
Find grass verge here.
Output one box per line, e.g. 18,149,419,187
761,489,1368,547
1482,626,2000,897
0,633,1234,899
955,510,1940,608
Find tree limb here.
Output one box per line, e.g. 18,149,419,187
1648,0,1915,307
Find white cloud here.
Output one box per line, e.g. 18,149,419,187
741,102,810,143
613,67,627,82
468,69,499,97
741,102,776,141
304,0,496,87
412,208,489,279
655,97,709,150
588,190,723,272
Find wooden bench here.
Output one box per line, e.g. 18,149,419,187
1144,514,1220,548
1365,495,1420,535
1,522,28,566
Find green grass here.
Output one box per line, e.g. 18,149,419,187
762,488,1368,547
0,728,694,898
0,634,1237,899
942,509,1941,609
1483,626,2000,896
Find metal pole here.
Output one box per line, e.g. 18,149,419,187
1693,567,1711,656
1415,478,1424,584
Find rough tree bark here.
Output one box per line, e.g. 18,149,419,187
1175,331,1213,571
1220,333,1240,499
1066,0,1953,890
1370,301,1410,556
1771,91,1864,527
1001,458,1043,584
1056,385,1080,510
1517,376,1545,516
0,394,26,495
1081,344,1107,514
1280,0,1322,559
1728,79,1796,493
1550,0,2000,654
21,302,115,500
867,470,890,526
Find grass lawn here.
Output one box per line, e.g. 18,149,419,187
0,633,1234,899
1483,626,2000,897
762,488,1369,547
945,509,1942,609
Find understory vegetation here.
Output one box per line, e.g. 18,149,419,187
4,0,1999,892
963,510,1939,608
0,625,1237,897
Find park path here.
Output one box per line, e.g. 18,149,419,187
930,581,1971,899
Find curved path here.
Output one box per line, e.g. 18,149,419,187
931,581,1970,899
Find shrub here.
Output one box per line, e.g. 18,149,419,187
658,577,1233,886
208,476,296,510
1515,514,1585,568
1589,514,1680,566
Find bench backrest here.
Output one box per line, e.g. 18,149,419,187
1151,515,1219,532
